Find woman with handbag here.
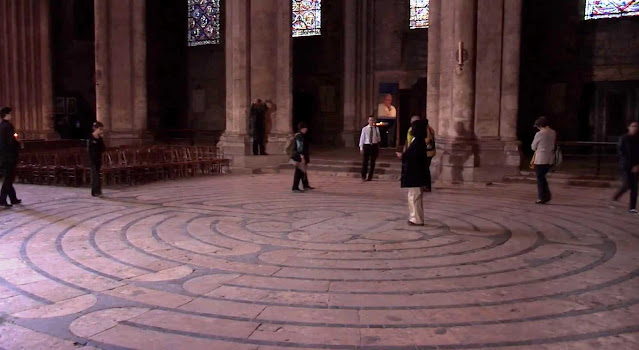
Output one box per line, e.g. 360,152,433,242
399,119,429,225
531,116,557,204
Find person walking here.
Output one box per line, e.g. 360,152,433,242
291,122,314,192
399,119,429,226
0,107,21,208
612,121,639,214
88,121,106,197
359,116,381,182
249,99,269,155
531,116,557,204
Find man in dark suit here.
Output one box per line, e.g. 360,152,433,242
249,99,269,155
0,107,22,208
613,121,639,214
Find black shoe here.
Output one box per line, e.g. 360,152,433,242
292,188,304,193
366,178,373,182
535,199,547,204
408,221,424,226
1,202,12,208
10,199,21,205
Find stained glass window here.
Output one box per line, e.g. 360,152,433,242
585,0,639,20
188,0,221,46
292,0,321,37
410,0,430,29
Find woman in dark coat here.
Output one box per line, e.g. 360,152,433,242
400,119,428,225
0,107,21,208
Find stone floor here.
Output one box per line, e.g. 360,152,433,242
0,172,638,350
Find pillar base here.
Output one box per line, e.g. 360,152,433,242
266,133,293,155
340,131,359,148
432,138,521,183
219,132,290,170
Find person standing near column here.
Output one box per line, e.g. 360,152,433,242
612,121,639,214
0,107,22,208
249,99,269,155
359,116,381,182
531,116,557,204
377,94,397,148
88,121,106,197
399,119,428,226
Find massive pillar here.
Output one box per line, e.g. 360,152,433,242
430,0,522,183
219,0,292,166
426,0,441,134
94,0,148,146
341,0,372,147
0,0,54,139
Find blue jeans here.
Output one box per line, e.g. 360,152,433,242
535,164,551,201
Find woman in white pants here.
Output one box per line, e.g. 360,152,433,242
399,119,429,226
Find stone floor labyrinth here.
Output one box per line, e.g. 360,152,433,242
0,173,638,349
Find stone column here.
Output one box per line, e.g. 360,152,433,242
498,0,524,171
94,0,148,146
474,0,503,139
500,0,523,141
426,0,441,134
250,0,292,154
435,0,478,183
341,0,358,147
219,0,251,156
450,0,477,138
219,0,292,168
429,0,522,183
0,0,54,139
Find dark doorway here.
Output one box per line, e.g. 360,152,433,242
51,0,96,139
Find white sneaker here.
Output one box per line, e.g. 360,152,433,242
629,209,638,215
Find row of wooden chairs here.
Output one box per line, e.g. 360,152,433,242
16,145,230,187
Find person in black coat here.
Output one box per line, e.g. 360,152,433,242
291,122,314,192
88,121,106,197
0,107,21,208
399,119,428,225
613,121,639,214
249,99,269,155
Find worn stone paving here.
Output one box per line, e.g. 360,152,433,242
0,173,638,350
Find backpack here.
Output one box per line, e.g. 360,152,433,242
284,133,300,157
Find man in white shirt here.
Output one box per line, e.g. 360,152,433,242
377,94,397,147
359,115,382,181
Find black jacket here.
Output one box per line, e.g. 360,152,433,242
87,135,106,164
401,120,428,188
618,134,639,171
0,120,20,165
291,132,310,163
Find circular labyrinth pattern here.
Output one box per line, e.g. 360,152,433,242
1,174,638,349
